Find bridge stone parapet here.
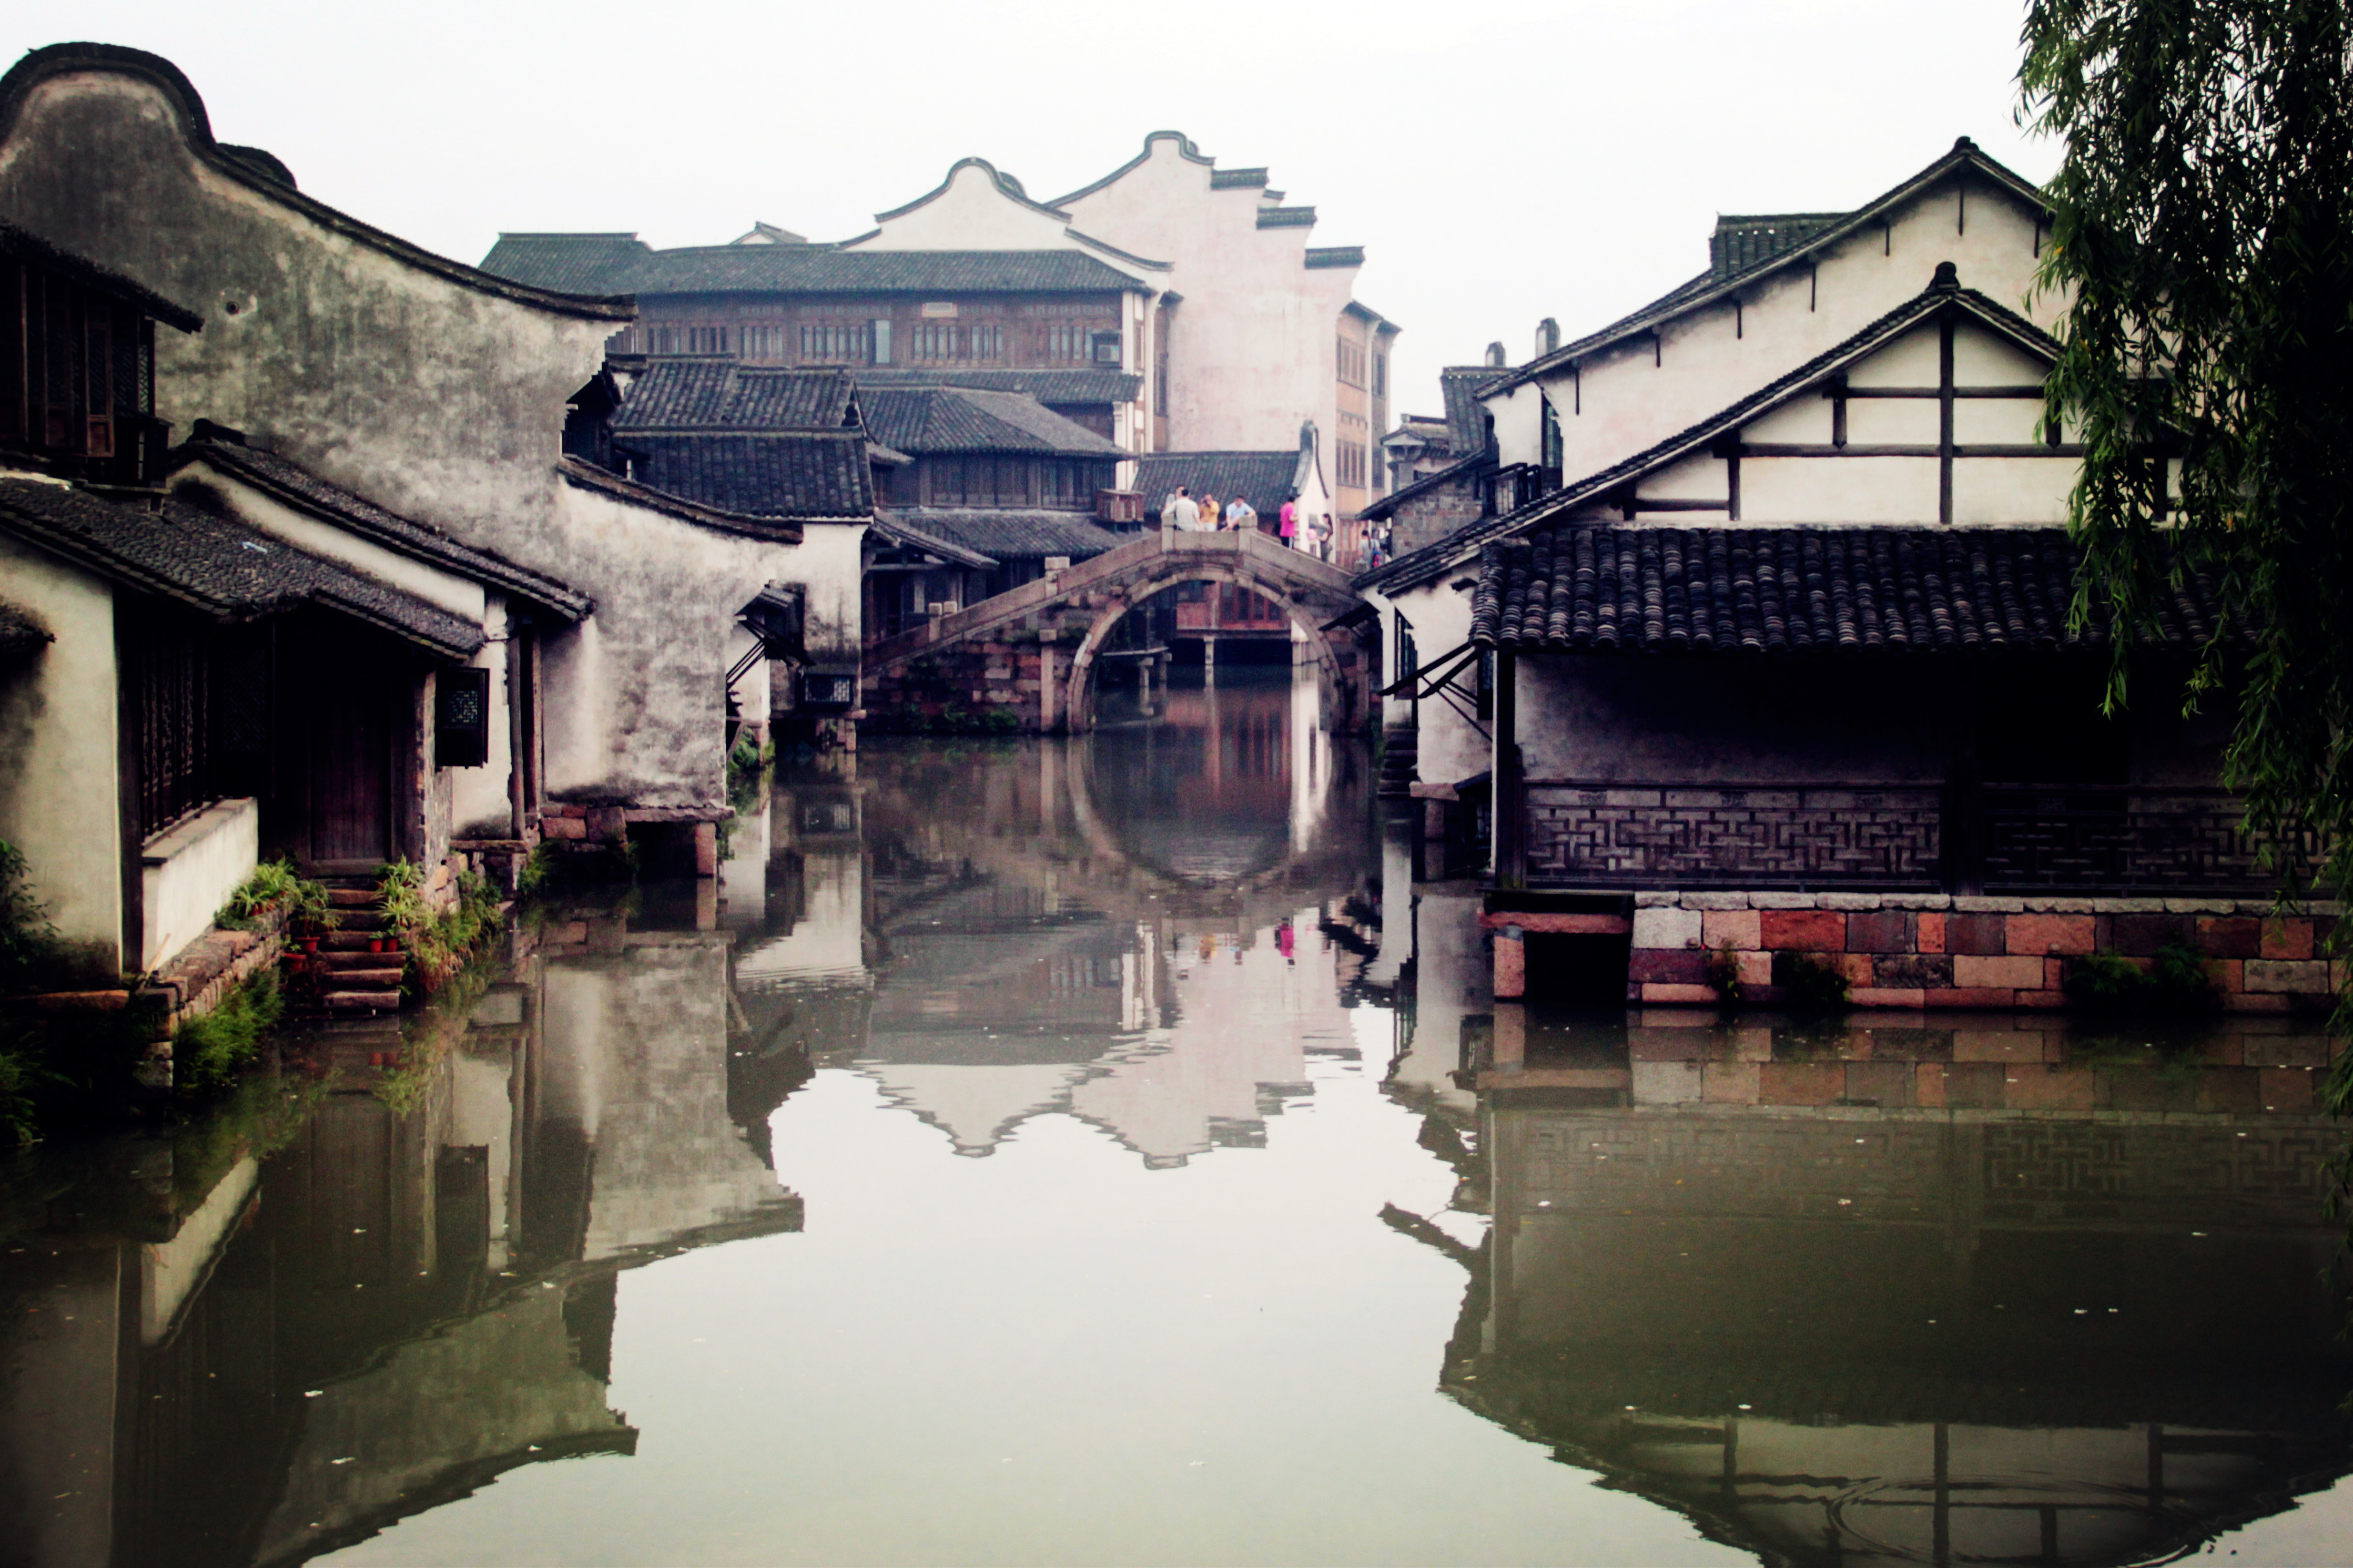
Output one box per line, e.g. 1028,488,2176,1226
863,530,1373,735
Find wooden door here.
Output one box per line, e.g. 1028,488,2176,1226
308,668,396,870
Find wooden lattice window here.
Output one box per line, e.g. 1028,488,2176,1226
435,667,491,768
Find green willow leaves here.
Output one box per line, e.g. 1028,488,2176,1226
2021,0,2353,1101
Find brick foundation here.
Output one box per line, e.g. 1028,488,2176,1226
1499,891,2342,1013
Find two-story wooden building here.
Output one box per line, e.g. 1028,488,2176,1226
1365,140,2315,1016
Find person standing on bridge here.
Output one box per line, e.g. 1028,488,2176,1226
1279,498,1297,547
1198,493,1221,531
1225,495,1257,534
1162,484,1199,534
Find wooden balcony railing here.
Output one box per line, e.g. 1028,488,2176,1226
1513,780,2287,894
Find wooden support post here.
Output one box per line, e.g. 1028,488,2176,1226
1494,648,1525,888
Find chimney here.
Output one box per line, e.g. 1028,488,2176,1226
1536,318,1560,357
1484,341,1506,368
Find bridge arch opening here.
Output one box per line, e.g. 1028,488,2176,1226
1064,563,1346,732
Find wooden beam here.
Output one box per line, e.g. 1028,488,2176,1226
1736,442,2085,458
1939,312,1956,527
1827,385,2048,400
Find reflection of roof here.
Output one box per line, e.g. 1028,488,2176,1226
171,436,591,619
1469,524,2223,654
0,477,482,658
856,367,1141,406
480,238,1150,297
1133,451,1305,518
0,598,50,655
859,386,1124,457
881,507,1124,560
624,430,874,520
613,360,856,431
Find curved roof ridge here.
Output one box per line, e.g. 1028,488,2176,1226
0,44,634,322
1045,129,1214,209
871,156,1076,225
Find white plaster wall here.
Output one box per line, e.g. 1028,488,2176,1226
790,520,869,661
1388,577,1482,787
451,594,516,838
540,481,803,810
1505,175,2055,483
140,797,258,969
1741,456,1934,524
1058,137,1361,455
1955,459,2072,525
0,529,122,973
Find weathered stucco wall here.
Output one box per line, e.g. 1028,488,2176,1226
542,478,799,810
0,529,121,975
139,797,258,970
0,67,621,544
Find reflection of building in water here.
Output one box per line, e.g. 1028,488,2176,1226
828,674,1377,1165
1435,1016,2353,1567
0,912,802,1568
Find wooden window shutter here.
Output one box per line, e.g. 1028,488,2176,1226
435,667,491,768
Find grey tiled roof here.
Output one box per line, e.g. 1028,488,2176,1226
1370,276,2062,592
479,238,1149,298
1132,452,1304,520
867,513,996,569
1440,366,1502,455
170,437,591,619
614,360,856,431
1357,449,1487,524
0,598,50,655
1470,525,2220,654
557,457,806,542
624,431,874,520
1710,213,1849,280
884,508,1126,561
477,233,650,296
859,388,1125,456
0,478,481,658
855,368,1141,405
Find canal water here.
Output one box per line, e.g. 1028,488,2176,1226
3,665,2349,1567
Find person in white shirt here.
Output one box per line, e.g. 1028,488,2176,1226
1168,485,1201,532
1224,496,1257,533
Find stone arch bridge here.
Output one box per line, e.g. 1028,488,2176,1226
863,530,1373,734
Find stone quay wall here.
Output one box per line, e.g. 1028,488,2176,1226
1490,893,2342,1014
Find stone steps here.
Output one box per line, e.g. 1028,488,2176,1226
321,990,401,1014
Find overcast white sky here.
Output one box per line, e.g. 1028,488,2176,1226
20,1,2058,424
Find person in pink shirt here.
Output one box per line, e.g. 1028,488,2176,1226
1279,499,1297,547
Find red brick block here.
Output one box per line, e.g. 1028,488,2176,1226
1924,987,2016,1009
2112,914,2193,955
1917,912,1946,953
542,816,587,841
1759,909,1846,950
2260,918,2315,960
2198,917,2263,958
2006,914,2096,956
2016,989,2067,1010
1846,910,1915,953
1629,948,1709,985
1850,987,1926,1009
1945,913,2007,955
1641,983,1719,1004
